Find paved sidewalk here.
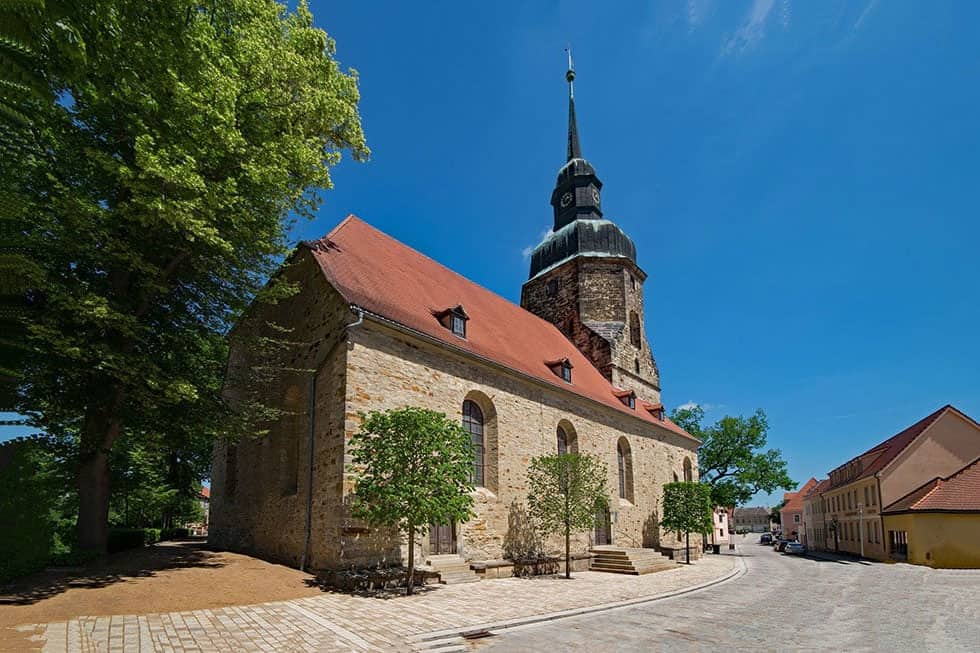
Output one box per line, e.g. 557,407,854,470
18,555,735,652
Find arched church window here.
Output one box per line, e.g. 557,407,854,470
629,311,641,348
683,457,693,482
557,425,568,454
617,438,634,502
463,400,485,486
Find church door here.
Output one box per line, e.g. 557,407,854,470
594,508,612,546
429,522,456,555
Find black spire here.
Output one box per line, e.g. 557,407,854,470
566,48,581,161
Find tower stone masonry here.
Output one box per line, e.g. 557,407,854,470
521,55,661,405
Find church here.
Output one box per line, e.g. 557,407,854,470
209,61,700,576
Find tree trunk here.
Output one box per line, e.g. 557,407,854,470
76,400,124,553
565,521,571,579
685,531,690,564
77,448,111,552
406,524,415,596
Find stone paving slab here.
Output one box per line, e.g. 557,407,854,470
21,555,735,652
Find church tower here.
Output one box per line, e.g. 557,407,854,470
521,54,661,404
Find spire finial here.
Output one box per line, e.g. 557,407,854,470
565,46,581,161
565,46,575,97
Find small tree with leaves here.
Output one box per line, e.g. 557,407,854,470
660,481,713,564
526,453,608,579
347,407,474,595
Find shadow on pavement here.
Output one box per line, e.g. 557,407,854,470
0,541,225,606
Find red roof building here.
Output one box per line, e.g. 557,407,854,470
806,405,980,561
210,62,704,570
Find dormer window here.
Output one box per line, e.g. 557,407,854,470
545,358,573,383
451,314,465,337
613,389,636,409
645,402,665,420
433,305,469,339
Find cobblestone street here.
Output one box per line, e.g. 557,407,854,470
15,554,735,651
484,537,980,652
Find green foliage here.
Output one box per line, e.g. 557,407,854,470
348,407,474,594
349,407,475,533
0,437,59,581
161,527,190,540
770,500,786,525
660,481,713,540
107,527,161,553
672,405,795,508
11,0,367,549
526,453,607,578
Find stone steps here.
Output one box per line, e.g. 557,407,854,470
425,555,481,585
589,547,678,575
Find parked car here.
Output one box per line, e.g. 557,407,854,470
760,533,773,545
784,541,807,555
774,539,790,552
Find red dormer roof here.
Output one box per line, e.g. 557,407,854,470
883,456,980,513
305,216,697,443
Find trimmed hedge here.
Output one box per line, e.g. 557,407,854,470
161,527,190,541
0,440,57,583
107,527,161,553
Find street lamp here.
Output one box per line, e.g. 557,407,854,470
858,502,864,559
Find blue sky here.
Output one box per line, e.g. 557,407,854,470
5,1,979,505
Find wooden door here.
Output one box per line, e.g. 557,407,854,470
429,522,456,555
594,508,612,545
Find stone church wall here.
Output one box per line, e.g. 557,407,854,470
343,319,698,565
521,256,661,405
209,251,353,569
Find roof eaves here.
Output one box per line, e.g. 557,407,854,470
353,305,701,446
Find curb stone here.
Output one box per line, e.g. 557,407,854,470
408,555,747,651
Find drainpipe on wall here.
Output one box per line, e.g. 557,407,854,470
300,305,364,573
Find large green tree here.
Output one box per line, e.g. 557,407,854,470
660,481,713,564
672,405,795,509
15,0,367,552
526,453,608,579
348,408,475,595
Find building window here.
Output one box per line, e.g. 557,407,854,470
561,363,572,382
889,530,908,559
864,486,869,507
617,438,634,502
463,400,485,487
871,486,877,506
683,457,693,482
557,425,568,454
452,314,466,337
847,493,852,510
547,358,574,383
874,522,880,543
629,311,641,348
634,357,640,373
673,472,679,483
546,279,558,297
794,514,800,524
630,274,636,290
436,305,469,338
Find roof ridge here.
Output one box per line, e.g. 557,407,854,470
910,478,945,509
321,215,592,342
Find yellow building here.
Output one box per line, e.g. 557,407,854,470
882,456,980,568
813,405,980,560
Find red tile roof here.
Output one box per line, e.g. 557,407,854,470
804,478,830,499
781,477,819,513
883,456,980,513
305,216,697,442
826,405,956,489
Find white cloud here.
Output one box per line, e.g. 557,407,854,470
521,225,552,261
853,0,878,31
722,0,777,56
687,0,713,31
676,401,726,413
677,401,700,411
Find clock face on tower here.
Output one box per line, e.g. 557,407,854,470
560,191,573,208
591,187,600,204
